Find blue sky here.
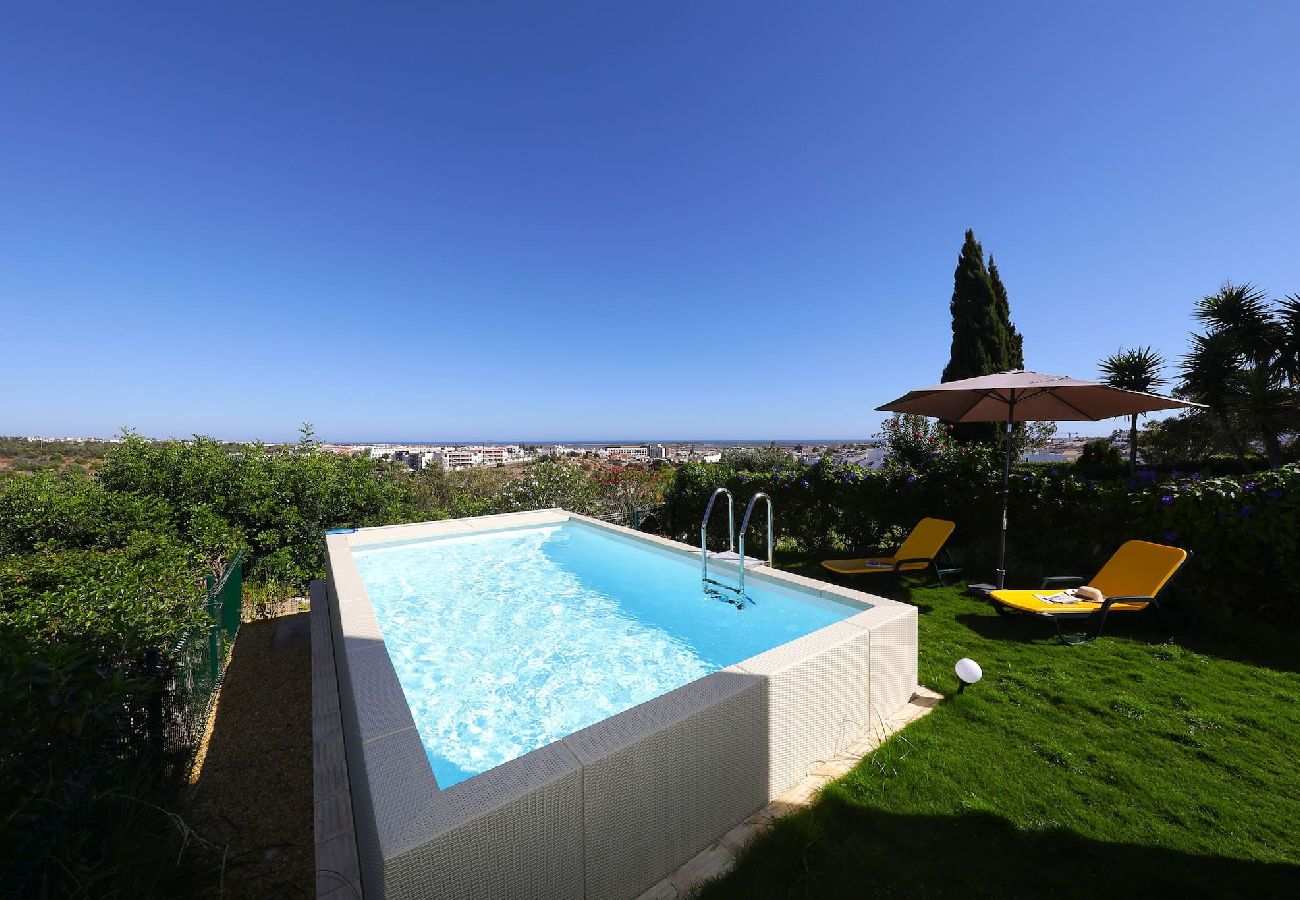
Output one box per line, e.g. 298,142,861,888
2,2,1297,442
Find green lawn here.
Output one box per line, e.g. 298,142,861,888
698,560,1300,899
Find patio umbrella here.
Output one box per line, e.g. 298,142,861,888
876,370,1204,588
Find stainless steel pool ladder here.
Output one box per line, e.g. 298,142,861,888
700,487,735,587
737,492,773,596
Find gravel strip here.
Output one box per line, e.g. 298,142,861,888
186,614,313,898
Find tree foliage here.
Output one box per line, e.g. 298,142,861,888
1099,345,1167,474
987,255,1024,369
97,430,409,583
1177,283,1299,468
941,230,1026,443
942,232,1023,383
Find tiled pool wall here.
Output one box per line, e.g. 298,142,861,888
323,510,918,900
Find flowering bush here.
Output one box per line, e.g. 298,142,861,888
494,459,603,516
591,463,671,523
1116,464,1300,621
879,415,954,471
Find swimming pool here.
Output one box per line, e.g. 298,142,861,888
324,509,918,900
353,521,863,787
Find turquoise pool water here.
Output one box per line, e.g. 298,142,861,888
352,521,864,787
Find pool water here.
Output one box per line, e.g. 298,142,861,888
352,522,863,787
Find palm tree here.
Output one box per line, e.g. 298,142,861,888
1179,330,1252,471
1099,346,1166,474
1278,294,1300,385
1180,283,1298,469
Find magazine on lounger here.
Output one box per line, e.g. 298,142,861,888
1033,585,1105,604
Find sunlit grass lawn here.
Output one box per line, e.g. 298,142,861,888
698,559,1300,899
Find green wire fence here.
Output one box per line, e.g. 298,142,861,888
148,550,245,778
3,551,246,895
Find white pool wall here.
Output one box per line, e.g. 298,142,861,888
324,509,918,899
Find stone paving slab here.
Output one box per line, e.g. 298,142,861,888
633,686,943,900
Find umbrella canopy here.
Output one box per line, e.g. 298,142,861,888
876,370,1204,588
878,370,1197,423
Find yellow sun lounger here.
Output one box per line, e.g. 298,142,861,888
989,540,1189,644
822,517,957,584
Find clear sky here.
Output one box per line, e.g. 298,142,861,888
3,2,1297,442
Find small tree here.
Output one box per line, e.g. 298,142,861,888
1098,346,1167,474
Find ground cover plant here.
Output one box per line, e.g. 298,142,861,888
698,563,1300,898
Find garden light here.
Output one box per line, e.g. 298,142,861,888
955,657,983,693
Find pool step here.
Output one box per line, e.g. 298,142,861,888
706,550,768,568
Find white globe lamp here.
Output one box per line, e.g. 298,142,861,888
955,657,983,693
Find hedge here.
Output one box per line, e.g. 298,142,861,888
664,457,1300,624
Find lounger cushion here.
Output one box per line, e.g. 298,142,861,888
821,556,929,575
989,589,1150,616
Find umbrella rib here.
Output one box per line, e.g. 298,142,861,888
1051,392,1100,421
1015,387,1054,403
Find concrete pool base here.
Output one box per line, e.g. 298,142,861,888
635,685,943,899
321,509,921,900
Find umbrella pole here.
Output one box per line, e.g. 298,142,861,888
997,395,1015,589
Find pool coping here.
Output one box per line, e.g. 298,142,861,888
310,579,364,900
322,509,919,899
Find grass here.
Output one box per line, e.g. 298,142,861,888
697,558,1300,899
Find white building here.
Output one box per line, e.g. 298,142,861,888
839,447,886,469
606,445,650,462
436,449,482,470
478,446,509,466
428,445,530,470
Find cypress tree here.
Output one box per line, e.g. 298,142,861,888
941,230,1024,442
988,255,1024,369
942,230,999,382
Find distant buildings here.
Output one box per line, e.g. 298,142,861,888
352,444,529,471
329,437,1146,472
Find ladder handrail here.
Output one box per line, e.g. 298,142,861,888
737,492,773,596
700,487,735,583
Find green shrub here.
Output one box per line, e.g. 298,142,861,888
0,470,175,556
98,432,408,585
0,534,207,665
1075,439,1125,479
